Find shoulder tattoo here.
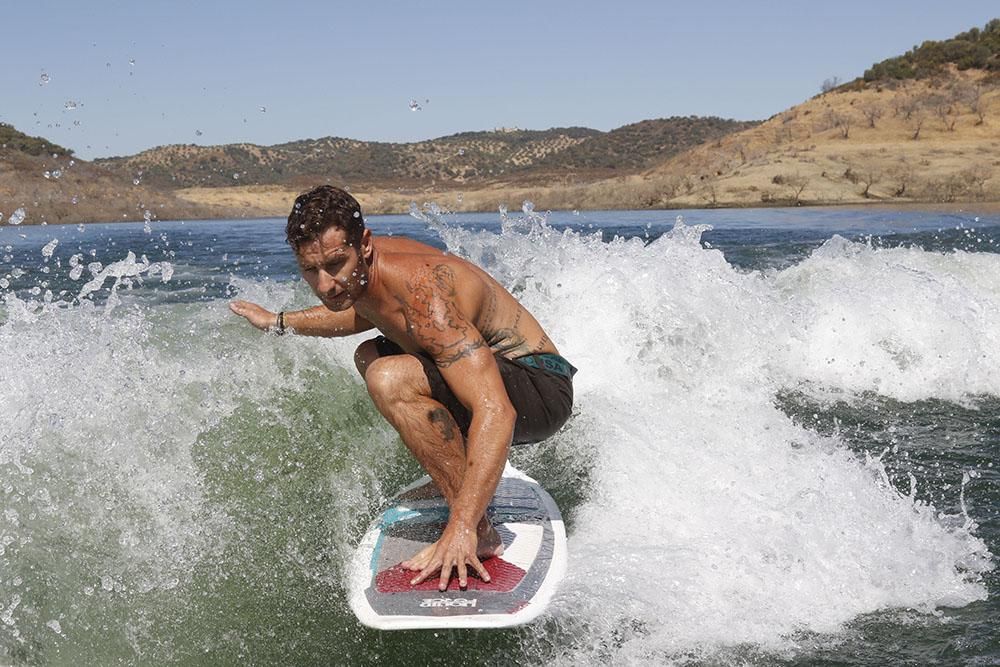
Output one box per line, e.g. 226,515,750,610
399,264,485,368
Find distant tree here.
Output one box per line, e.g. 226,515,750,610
821,76,842,93
825,110,853,138
859,100,884,128
910,111,927,140
858,168,881,198
927,93,957,130
785,173,809,204
968,164,991,199
889,160,915,197
898,94,922,120
959,83,988,125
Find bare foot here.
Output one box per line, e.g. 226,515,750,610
476,521,505,560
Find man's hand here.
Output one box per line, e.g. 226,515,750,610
229,300,277,331
405,521,492,591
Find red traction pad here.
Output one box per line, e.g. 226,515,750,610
376,557,527,593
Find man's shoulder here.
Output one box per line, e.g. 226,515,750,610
373,235,445,257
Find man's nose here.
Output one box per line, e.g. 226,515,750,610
317,270,338,294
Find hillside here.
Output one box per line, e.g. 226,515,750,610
0,124,236,225
594,20,1000,210
94,117,755,191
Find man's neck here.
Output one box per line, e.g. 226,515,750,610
353,244,383,319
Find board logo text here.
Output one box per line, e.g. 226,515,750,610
419,597,478,608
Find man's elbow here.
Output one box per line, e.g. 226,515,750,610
482,398,517,433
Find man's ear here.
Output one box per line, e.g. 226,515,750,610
361,228,373,260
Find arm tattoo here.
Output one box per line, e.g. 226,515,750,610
482,306,526,355
398,264,486,368
532,333,551,353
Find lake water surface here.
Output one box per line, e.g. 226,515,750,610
1,205,998,665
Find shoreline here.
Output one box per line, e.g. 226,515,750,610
11,197,1000,227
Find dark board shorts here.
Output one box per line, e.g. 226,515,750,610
372,336,576,445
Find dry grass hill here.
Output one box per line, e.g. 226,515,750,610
636,69,1000,208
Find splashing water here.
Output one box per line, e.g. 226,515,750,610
418,208,994,660
0,211,995,664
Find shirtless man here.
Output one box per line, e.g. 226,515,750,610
229,186,575,591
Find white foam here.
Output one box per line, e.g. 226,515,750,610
434,211,993,658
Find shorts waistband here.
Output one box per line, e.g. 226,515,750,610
514,353,577,379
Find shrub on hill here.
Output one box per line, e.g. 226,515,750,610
0,123,73,157
864,19,1000,82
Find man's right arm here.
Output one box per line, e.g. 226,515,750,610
229,300,374,337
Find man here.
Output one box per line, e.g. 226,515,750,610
229,185,575,591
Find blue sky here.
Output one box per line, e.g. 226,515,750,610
1,0,996,160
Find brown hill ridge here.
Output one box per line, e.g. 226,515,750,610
637,68,1000,208
174,68,1000,217
95,117,755,190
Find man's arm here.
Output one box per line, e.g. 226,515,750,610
229,301,374,337
399,264,517,589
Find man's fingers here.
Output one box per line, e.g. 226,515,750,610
457,561,468,589
438,558,454,591
470,555,491,583
410,563,438,586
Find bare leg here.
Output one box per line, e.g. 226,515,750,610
355,342,504,565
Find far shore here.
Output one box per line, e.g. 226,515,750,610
11,197,1000,227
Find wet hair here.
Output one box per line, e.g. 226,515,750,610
285,185,365,252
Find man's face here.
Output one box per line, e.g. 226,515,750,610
295,227,372,311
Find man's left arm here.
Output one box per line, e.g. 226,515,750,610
401,265,517,589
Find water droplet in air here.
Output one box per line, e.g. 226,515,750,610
133,177,141,186
71,196,79,205
64,100,78,111
9,208,26,225
353,211,360,218
39,73,51,85
408,100,422,112
42,239,59,257
52,169,62,179
129,58,135,67
44,171,52,179
259,106,266,113
46,620,62,634
195,130,203,136
457,148,465,156
233,173,240,180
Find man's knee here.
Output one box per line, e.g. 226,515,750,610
353,339,380,378
363,355,427,404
